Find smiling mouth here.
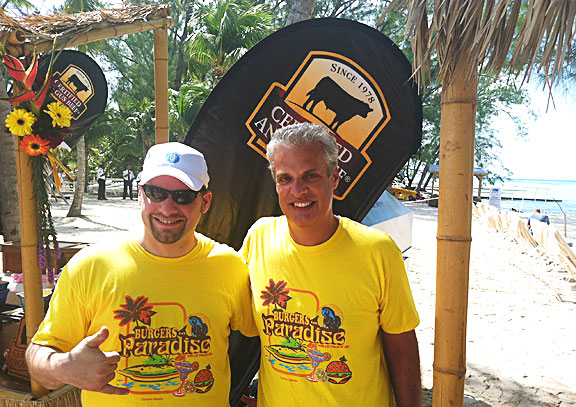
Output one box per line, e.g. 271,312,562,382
292,201,313,208
155,217,183,225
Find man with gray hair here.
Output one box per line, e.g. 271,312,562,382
242,122,421,406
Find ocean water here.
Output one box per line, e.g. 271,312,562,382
485,179,576,216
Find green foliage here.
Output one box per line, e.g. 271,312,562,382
2,0,37,15
169,81,212,141
48,0,538,192
262,0,380,25
376,8,534,189
188,0,276,84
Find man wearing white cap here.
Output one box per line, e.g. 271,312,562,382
26,142,257,406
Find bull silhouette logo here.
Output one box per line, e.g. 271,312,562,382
58,65,94,103
304,77,373,132
51,65,96,119
246,51,390,200
66,73,89,93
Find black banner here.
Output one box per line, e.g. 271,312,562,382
184,18,422,250
36,50,108,148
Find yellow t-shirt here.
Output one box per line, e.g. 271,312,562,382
33,235,257,406
242,216,419,406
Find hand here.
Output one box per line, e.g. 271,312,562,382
61,326,129,395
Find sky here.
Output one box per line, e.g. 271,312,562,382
496,82,576,181
21,1,576,182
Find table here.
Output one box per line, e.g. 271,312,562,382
1,241,89,274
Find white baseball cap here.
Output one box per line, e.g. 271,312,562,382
139,142,210,191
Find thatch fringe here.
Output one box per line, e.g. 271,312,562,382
384,0,576,88
0,3,172,56
0,385,81,406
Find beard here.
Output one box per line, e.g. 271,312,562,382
148,215,187,244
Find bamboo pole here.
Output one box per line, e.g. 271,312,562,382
153,27,169,144
14,136,48,397
21,18,175,57
433,62,478,407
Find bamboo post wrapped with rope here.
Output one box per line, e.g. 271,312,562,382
14,136,48,398
434,62,477,406
384,1,576,405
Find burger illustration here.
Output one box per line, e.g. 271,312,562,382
325,356,352,384
194,364,214,393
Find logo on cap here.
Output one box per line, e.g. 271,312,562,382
166,153,180,163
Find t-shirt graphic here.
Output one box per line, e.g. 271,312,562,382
113,294,215,398
259,279,353,385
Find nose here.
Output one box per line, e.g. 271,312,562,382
292,177,308,195
157,195,181,215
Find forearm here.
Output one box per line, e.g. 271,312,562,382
25,343,70,390
26,327,129,395
382,330,422,407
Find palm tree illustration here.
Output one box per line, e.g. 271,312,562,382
114,295,157,327
261,279,292,311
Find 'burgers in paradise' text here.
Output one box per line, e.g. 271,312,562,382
262,310,346,345
119,326,211,357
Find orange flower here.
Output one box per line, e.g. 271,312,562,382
20,134,50,156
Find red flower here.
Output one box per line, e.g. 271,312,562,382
20,134,50,156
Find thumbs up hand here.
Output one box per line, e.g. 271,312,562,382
61,326,130,395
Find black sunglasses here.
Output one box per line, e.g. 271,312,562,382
141,185,205,205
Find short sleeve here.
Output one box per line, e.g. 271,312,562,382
378,241,420,334
32,256,91,351
229,258,258,337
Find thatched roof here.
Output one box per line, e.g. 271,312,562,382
0,3,173,56
384,0,576,88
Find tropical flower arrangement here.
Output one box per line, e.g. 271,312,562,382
2,44,70,283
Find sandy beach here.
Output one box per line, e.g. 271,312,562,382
4,194,576,405
405,202,576,406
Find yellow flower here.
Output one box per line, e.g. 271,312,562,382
5,108,37,136
20,134,50,156
44,101,72,128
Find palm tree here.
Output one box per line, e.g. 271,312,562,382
260,279,292,311
284,0,316,25
188,0,275,84
1,0,35,15
66,136,85,216
0,0,41,242
60,0,104,217
0,77,20,242
113,295,157,327
169,81,211,141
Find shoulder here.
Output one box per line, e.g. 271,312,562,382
64,240,133,273
339,217,399,249
246,216,281,236
243,217,284,245
198,234,245,262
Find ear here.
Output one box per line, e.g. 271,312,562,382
332,166,340,191
200,190,212,214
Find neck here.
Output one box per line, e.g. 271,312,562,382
137,233,198,258
288,215,339,246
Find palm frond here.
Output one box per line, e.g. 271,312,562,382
0,3,172,56
388,0,576,89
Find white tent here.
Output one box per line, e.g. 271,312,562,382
362,190,413,254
